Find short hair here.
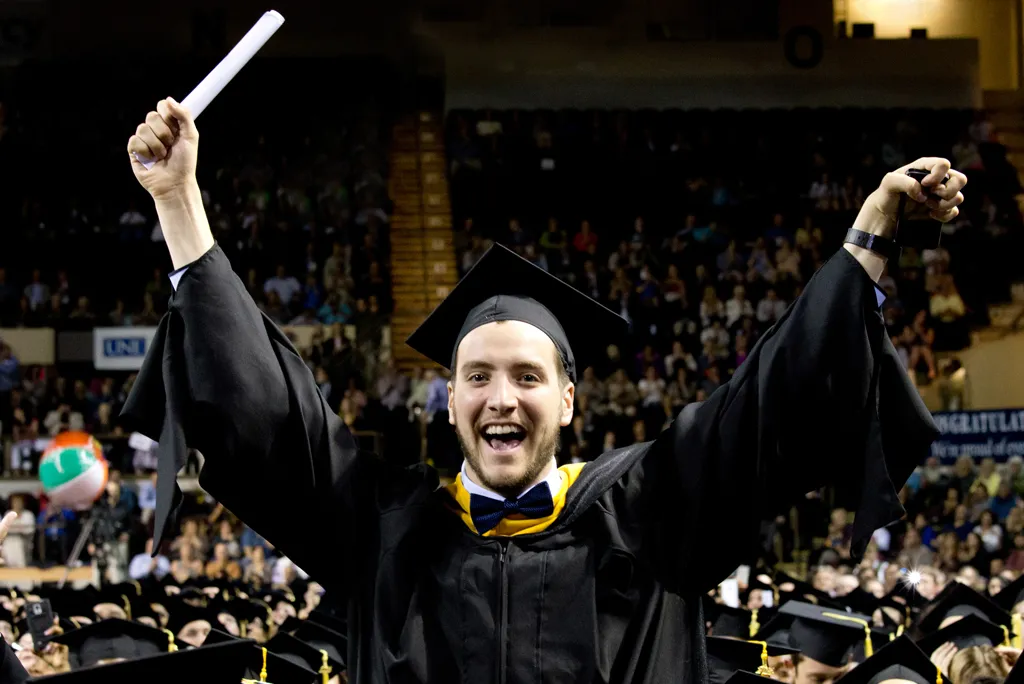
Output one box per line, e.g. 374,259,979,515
452,343,571,390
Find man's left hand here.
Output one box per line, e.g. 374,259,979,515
854,157,967,238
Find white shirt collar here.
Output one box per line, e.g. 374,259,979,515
460,459,563,502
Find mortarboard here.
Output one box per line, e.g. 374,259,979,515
763,601,875,667
1007,648,1024,684
406,242,628,382
915,613,1010,655
267,632,344,677
306,608,347,636
705,599,773,640
164,596,217,641
914,582,1012,635
30,638,252,683
291,620,347,669
48,618,173,668
840,587,881,617
706,636,799,684
839,635,946,684
993,573,1024,614
723,671,775,684
204,629,319,684
774,571,843,609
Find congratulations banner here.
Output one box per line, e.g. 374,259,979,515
930,409,1024,462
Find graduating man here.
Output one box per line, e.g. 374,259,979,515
123,98,965,684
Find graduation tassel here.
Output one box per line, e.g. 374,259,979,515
121,595,133,620
129,580,142,596
896,624,904,638
319,649,333,684
1001,624,1011,648
751,640,774,677
749,609,760,638
934,662,942,684
163,628,179,652
260,647,268,682
1013,613,1022,650
822,612,872,658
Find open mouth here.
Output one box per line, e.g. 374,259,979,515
480,424,528,453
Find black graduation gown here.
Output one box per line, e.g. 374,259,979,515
1,636,29,683
122,244,937,684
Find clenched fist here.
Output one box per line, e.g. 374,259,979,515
855,157,967,238
127,98,199,201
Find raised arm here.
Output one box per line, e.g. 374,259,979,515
623,159,965,593
121,99,436,593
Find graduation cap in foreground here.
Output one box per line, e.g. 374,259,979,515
760,601,875,667
915,612,1009,656
205,629,318,684
266,632,344,677
292,620,347,669
406,242,628,382
48,618,172,668
993,573,1024,613
706,636,799,684
839,635,947,684
915,582,1012,635
31,638,252,683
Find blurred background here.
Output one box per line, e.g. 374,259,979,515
0,0,1023,610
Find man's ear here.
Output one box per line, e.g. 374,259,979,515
447,381,455,425
559,382,575,427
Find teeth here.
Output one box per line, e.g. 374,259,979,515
483,425,523,436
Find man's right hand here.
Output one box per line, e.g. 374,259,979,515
127,98,199,201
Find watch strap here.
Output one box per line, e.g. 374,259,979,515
844,228,898,260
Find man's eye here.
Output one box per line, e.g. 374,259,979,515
469,374,486,382
522,374,539,383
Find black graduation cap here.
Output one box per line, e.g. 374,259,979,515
47,586,99,622
706,600,774,639
916,613,1009,655
92,584,134,616
164,596,217,640
840,587,880,617
267,632,344,677
1008,648,1024,684
993,573,1024,613
762,601,875,667
30,638,252,683
292,620,347,669
915,582,1012,635
204,629,319,684
306,608,347,636
723,671,775,684
405,242,628,381
839,635,947,684
706,636,799,684
48,618,171,668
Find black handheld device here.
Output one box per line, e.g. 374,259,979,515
894,168,952,252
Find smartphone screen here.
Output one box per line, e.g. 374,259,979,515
26,600,54,650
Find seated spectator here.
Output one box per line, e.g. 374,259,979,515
169,542,204,584
572,220,598,254
724,285,753,329
242,544,272,588
205,542,242,581
129,538,170,581
699,286,724,327
930,274,970,350
212,519,241,559
264,265,302,309
974,510,1003,554
990,481,1020,522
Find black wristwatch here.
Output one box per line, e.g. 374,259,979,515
844,228,899,261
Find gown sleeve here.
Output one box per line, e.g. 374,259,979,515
120,244,436,595
0,636,29,683
623,247,938,594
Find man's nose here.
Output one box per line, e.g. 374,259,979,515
485,375,518,412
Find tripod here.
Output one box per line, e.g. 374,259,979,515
58,500,120,589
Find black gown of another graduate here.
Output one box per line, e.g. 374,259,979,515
1,636,29,682
122,243,937,684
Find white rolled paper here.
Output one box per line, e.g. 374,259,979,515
134,10,285,169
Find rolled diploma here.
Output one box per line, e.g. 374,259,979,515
134,9,285,169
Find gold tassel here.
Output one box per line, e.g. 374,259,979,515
319,649,332,684
750,640,774,677
163,629,178,653
260,647,268,681
889,632,895,642
121,595,132,621
240,620,248,639
1001,624,1011,648
129,580,142,596
749,609,760,638
822,612,872,658
896,624,904,638
935,661,943,684
1013,613,1022,650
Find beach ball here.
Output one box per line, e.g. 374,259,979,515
39,431,109,510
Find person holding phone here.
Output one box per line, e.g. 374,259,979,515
0,511,30,682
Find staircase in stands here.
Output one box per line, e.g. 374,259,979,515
387,112,459,373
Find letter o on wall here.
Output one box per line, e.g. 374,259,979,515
784,26,823,69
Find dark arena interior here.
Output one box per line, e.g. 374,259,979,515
1,0,1024,681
